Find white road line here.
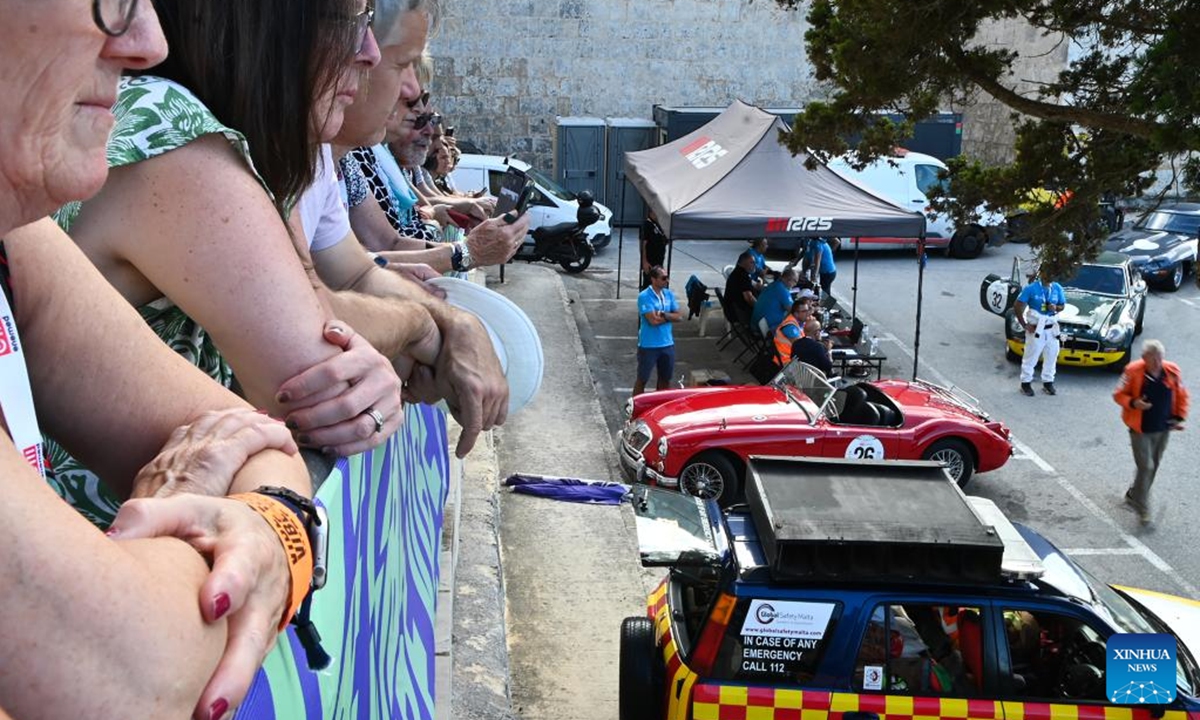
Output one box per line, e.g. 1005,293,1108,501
613,387,633,394
582,298,638,303
846,295,1199,596
1009,437,1057,474
595,336,636,341
1048,471,1197,595
1181,298,1197,308
1060,548,1143,556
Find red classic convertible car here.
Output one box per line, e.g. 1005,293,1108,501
618,363,1013,505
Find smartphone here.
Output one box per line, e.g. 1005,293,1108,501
445,126,455,137
492,166,534,220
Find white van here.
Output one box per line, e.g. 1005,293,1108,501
827,150,1005,259
450,154,613,250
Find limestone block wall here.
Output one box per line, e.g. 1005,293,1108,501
428,0,819,171
428,3,1067,171
958,18,1071,165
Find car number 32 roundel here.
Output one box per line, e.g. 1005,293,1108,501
986,279,1010,314
844,435,885,460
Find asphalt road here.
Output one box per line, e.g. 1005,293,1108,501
555,230,1200,597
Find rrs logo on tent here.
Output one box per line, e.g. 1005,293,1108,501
765,217,834,233
681,136,727,169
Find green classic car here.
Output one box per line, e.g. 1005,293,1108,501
979,252,1148,370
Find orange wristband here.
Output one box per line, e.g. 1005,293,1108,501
230,492,314,631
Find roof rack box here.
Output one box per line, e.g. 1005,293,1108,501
746,457,1005,584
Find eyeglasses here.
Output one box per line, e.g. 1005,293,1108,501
406,112,443,131
350,2,375,54
406,91,431,110
92,0,138,37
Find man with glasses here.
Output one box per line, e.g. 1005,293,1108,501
635,266,682,396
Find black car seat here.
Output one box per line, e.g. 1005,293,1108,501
840,385,869,424
855,402,881,426
873,402,900,427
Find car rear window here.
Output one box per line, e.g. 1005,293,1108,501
710,598,840,684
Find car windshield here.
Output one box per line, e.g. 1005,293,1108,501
1134,210,1200,236
1063,265,1126,296
629,485,723,567
772,362,828,422
525,167,576,202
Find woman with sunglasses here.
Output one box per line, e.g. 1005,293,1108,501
36,0,448,523
0,0,320,718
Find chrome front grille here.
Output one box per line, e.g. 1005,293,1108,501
625,428,651,453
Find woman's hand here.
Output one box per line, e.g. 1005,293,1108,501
276,322,404,456
450,198,489,222
131,409,298,500
107,494,293,720
464,214,529,268
431,204,452,227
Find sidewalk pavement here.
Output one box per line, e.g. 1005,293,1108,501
447,262,651,720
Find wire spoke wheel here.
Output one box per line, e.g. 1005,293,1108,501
679,462,725,501
928,448,965,482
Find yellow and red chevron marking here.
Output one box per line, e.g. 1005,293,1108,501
692,685,1006,720
648,579,669,619
1001,702,1190,720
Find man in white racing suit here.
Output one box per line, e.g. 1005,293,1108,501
1014,268,1066,396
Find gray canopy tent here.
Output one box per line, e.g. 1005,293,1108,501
617,100,930,379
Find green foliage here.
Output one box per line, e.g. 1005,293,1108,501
775,0,1200,279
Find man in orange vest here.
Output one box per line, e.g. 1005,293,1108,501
1113,339,1189,524
773,293,816,365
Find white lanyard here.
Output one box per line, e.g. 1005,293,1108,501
653,288,667,311
0,288,45,477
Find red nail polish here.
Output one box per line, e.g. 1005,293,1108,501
104,527,119,538
208,698,229,720
213,593,231,620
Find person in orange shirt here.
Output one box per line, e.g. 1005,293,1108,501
1113,340,1189,524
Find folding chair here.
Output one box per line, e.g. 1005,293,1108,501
714,288,737,349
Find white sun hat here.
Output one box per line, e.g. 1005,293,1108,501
426,276,544,415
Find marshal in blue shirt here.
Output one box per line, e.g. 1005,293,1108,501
638,286,679,348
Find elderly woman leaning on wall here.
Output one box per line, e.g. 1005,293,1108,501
28,0,447,524
0,1,321,720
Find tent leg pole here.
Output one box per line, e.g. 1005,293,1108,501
616,180,627,300
852,238,860,325
913,235,926,381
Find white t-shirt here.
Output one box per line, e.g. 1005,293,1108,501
296,144,352,252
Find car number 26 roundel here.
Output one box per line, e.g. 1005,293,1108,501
845,435,885,460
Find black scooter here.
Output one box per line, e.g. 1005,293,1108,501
509,191,600,274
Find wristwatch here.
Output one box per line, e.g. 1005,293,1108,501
450,241,472,272
253,485,329,590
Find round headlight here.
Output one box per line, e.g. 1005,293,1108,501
623,398,634,421
1103,325,1128,344
1008,314,1024,334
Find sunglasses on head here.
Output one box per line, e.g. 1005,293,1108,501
407,112,443,131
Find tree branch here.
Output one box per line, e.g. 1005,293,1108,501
945,46,1166,140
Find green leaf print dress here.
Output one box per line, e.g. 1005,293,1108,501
50,76,271,527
